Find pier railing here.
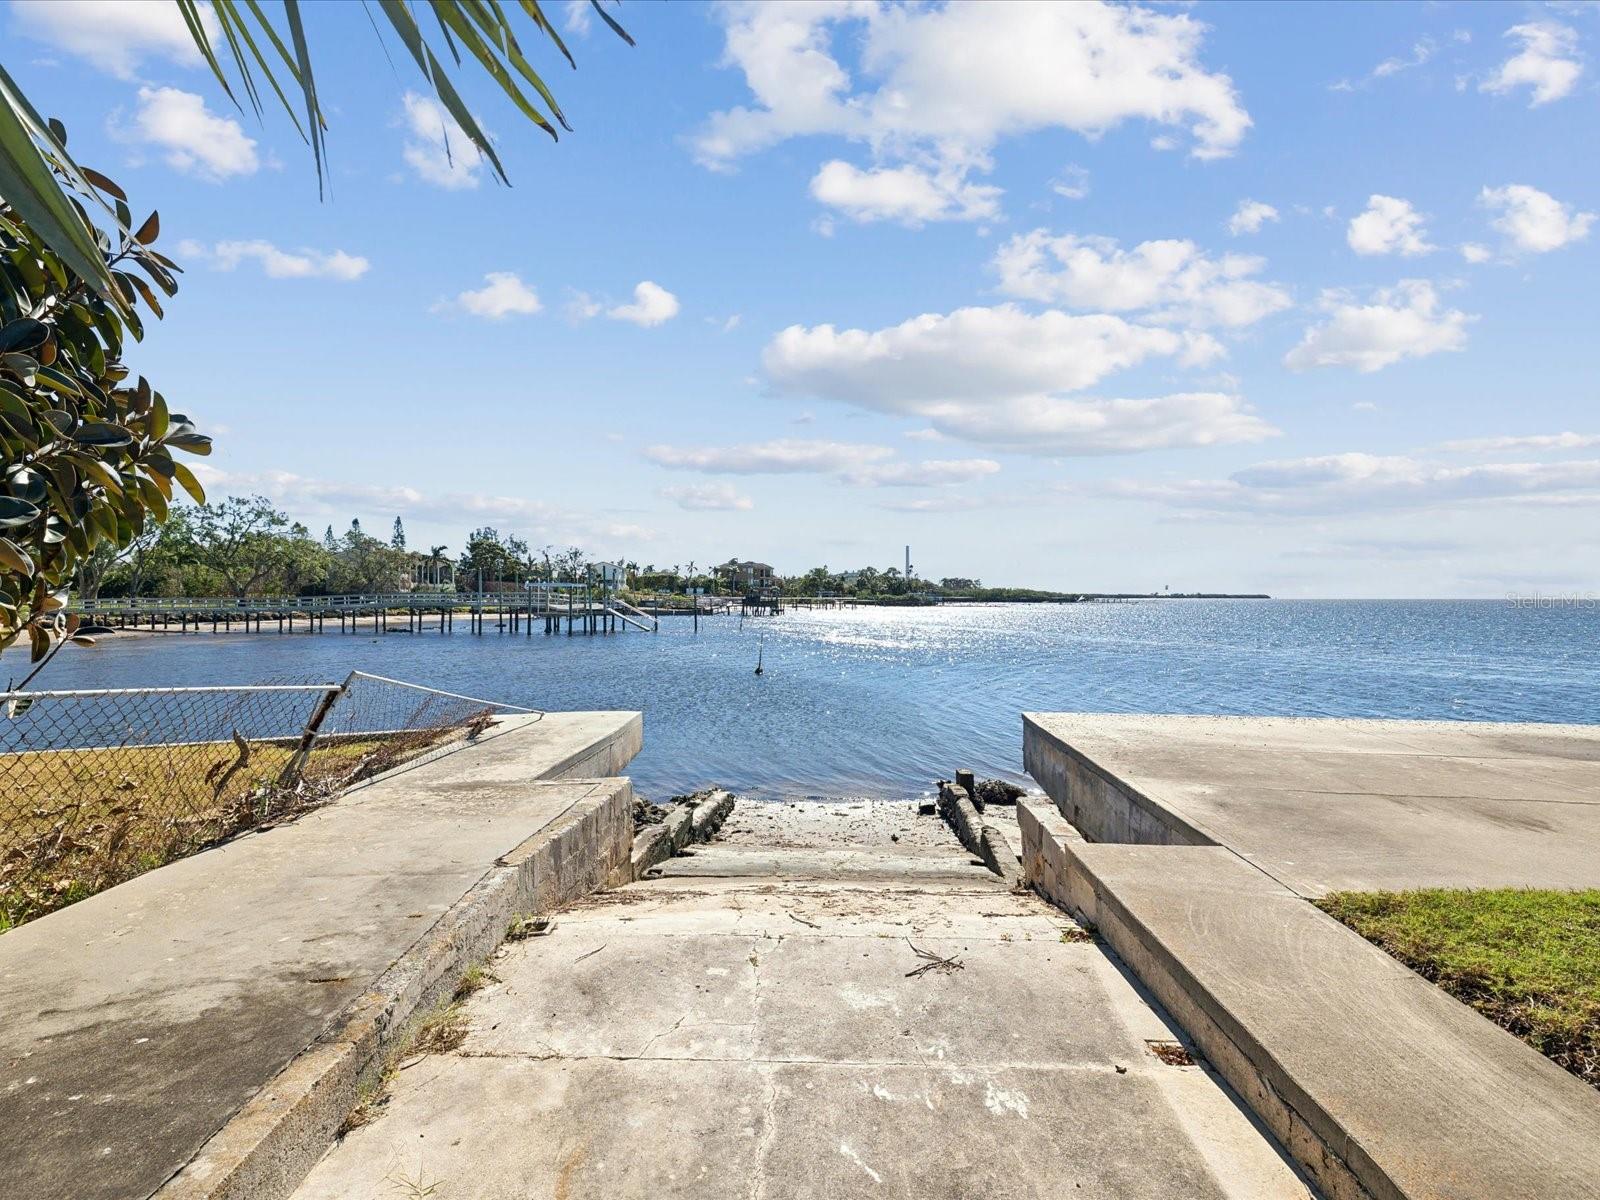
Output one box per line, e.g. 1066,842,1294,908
0,672,538,928
70,590,591,614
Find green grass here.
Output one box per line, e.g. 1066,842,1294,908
1317,888,1600,1089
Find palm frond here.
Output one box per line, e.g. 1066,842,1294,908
0,1,632,303
0,64,124,309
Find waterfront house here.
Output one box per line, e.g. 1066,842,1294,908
715,559,777,593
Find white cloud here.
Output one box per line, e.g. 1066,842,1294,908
993,232,1291,328
1284,281,1470,373
876,494,992,513
401,92,486,190
903,391,1274,456
809,160,1001,226
443,272,542,319
644,439,895,476
13,0,215,79
564,0,592,36
126,87,258,181
192,466,654,546
853,458,1001,487
762,304,1271,455
644,439,997,489
1481,22,1583,107
697,3,1250,167
1459,242,1492,264
1332,34,1466,91
766,304,1221,403
1104,452,1600,516
660,483,755,511
1346,195,1434,257
180,239,369,281
1373,37,1438,80
694,2,1249,218
608,281,680,326
1438,432,1600,454
565,289,602,321
1052,165,1091,201
1227,199,1279,236
1480,184,1595,254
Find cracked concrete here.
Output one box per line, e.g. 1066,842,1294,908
290,800,1314,1199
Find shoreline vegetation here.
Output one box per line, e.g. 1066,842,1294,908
622,589,1270,609
64,494,1268,616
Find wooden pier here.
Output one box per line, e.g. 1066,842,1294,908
67,589,666,638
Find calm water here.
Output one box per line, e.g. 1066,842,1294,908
27,600,1600,799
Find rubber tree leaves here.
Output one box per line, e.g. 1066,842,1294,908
1,149,210,665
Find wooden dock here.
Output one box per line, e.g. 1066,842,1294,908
67,590,667,638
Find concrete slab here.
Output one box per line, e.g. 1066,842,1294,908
290,1057,767,1200
1024,712,1600,895
1063,839,1600,1200
0,712,639,1200
758,1061,1241,1200
292,802,1313,1200
752,933,1150,1067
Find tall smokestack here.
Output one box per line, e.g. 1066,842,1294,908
905,545,911,581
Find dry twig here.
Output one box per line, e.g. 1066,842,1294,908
905,940,964,978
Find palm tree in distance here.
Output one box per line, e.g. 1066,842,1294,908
427,545,449,589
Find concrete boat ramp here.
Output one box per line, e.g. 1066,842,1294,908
3,709,1598,1198
290,801,1309,1199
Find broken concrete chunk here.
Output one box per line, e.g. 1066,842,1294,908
937,781,985,858
979,823,1024,888
631,824,673,880
690,790,735,841
664,806,695,852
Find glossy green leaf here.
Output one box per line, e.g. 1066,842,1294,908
74,421,134,447
0,536,32,576
166,432,214,455
173,461,207,504
0,318,48,353
0,496,41,527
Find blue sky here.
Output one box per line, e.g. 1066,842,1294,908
7,0,1598,596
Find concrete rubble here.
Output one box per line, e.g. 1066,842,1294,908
630,787,735,879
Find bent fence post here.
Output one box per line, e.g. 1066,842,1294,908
278,672,356,788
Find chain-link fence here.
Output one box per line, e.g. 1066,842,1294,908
0,672,539,929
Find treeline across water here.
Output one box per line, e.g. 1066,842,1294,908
74,493,1222,605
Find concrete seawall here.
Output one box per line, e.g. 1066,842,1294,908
1021,713,1600,1200
0,711,642,1200
1023,714,1213,846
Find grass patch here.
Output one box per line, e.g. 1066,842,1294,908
1317,888,1600,1089
0,732,448,928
